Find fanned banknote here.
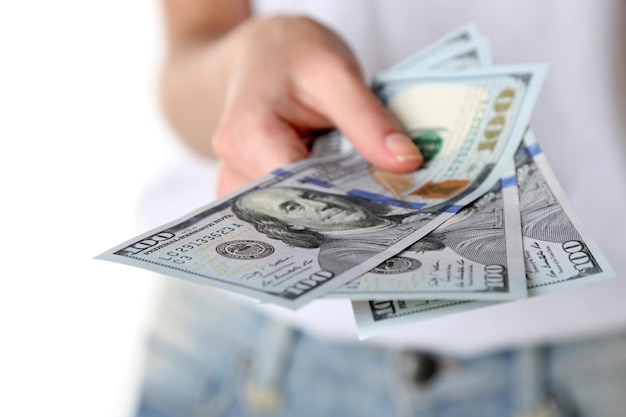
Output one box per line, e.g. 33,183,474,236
352,24,614,337
326,26,526,301
352,131,616,339
381,22,492,76
411,42,493,72
329,161,526,301
312,132,527,301
97,64,545,309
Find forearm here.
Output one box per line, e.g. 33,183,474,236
159,0,250,158
160,37,235,158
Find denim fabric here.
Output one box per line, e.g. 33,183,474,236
136,280,626,417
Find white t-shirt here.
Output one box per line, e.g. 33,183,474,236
141,0,626,355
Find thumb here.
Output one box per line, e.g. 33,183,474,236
306,71,423,172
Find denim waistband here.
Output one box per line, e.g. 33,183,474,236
137,280,626,417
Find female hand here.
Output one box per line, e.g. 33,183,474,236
211,16,422,196
161,9,423,197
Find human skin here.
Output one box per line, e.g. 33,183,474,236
160,0,423,197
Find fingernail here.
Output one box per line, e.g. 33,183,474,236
385,132,423,163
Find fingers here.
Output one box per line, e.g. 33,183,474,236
216,162,249,197
211,16,423,197
212,104,310,193
214,70,422,197
299,61,423,173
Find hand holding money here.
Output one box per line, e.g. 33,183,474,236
160,14,423,197
98,23,614,337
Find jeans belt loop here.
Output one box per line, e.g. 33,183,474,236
512,347,561,417
242,321,294,414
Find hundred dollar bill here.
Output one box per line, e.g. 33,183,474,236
381,33,493,76
312,132,527,300
353,131,616,338
513,131,615,294
413,42,493,72
311,128,527,301
372,64,545,173
311,35,494,163
322,34,527,300
97,66,544,309
381,23,491,76
328,25,528,301
330,161,527,301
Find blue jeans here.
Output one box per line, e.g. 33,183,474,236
136,281,626,417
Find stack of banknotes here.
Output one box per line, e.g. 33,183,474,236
98,24,615,339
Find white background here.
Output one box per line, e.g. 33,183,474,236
0,2,173,416
2,2,625,417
